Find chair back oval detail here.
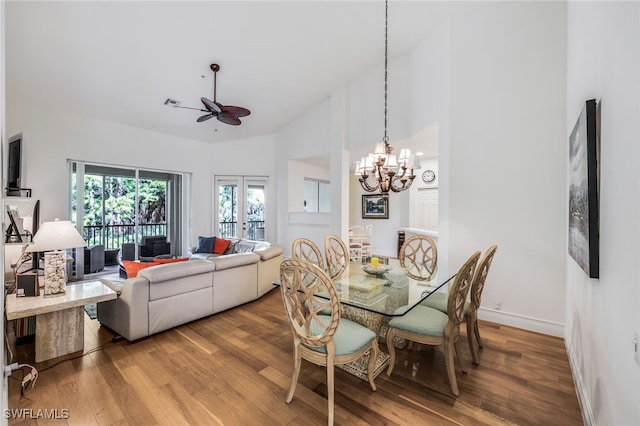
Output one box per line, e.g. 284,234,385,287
399,235,438,281
291,238,325,270
279,258,339,348
324,234,349,279
447,251,480,325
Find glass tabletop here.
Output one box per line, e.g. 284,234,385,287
331,260,455,316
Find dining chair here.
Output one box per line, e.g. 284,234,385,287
324,234,349,279
291,238,324,270
386,250,481,396
398,235,438,281
421,245,498,364
360,224,372,260
279,258,379,425
348,226,365,263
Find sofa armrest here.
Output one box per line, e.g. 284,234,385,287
210,252,259,271
97,276,150,341
255,244,283,261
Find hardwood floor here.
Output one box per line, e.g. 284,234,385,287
7,289,584,425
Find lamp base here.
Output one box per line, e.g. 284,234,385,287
43,251,67,297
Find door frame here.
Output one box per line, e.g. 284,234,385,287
213,175,269,241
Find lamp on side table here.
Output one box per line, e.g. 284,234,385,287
25,219,87,297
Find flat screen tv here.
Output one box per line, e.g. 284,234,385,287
7,133,22,190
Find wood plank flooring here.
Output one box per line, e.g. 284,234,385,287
7,289,584,425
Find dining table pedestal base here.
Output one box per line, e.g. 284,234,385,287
339,304,392,380
337,350,389,381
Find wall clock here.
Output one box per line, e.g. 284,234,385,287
422,169,436,183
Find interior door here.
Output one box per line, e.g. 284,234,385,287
416,188,439,231
214,176,267,240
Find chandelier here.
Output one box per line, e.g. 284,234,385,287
355,0,420,195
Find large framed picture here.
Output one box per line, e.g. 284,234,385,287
568,99,599,278
362,194,389,219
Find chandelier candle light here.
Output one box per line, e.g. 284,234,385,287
356,0,420,195
25,219,87,297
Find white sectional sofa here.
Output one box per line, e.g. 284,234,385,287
96,242,283,341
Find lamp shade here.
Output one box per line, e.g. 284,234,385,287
25,219,87,252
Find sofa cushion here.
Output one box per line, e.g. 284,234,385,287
224,240,238,254
154,256,190,264
122,260,160,278
235,240,257,253
195,236,215,253
210,252,259,271
213,237,232,254
138,259,215,283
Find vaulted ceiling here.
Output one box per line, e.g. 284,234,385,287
6,1,480,145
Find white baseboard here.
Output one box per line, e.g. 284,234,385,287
565,338,596,426
478,307,564,337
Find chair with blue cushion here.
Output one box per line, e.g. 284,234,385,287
279,258,378,425
398,235,438,281
421,245,498,365
291,238,324,270
323,234,349,280
386,250,481,396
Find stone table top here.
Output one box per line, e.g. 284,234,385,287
5,280,117,320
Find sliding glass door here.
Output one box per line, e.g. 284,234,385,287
214,176,267,241
70,161,187,276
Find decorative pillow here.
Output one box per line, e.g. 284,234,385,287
122,260,160,278
224,241,237,255
235,240,257,253
213,238,232,254
195,236,215,253
154,257,190,264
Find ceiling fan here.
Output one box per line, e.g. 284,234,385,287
166,63,250,126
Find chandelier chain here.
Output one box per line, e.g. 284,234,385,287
383,0,389,144
356,0,418,195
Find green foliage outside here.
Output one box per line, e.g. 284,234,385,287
73,174,167,247
218,184,265,238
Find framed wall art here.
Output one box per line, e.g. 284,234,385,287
362,194,389,219
568,99,599,278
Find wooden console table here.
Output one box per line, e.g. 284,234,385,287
6,281,117,362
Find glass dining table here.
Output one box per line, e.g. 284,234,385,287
327,260,455,381
275,258,455,382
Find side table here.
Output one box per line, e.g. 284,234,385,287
5,281,117,362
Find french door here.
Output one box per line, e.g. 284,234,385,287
214,176,268,241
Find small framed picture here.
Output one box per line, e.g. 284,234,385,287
362,194,389,219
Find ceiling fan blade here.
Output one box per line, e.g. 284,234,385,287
197,113,214,122
216,113,241,126
221,105,251,117
201,97,222,114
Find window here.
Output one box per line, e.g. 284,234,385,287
303,178,330,213
69,161,188,271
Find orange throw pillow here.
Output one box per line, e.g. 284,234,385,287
154,257,190,264
213,238,231,254
122,260,159,278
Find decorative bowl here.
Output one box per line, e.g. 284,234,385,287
361,264,392,276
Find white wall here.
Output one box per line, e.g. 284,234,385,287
288,160,329,212
564,2,640,425
5,105,278,252
445,1,567,335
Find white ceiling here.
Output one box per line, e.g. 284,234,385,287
6,1,479,146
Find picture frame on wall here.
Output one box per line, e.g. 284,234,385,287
362,194,389,219
568,98,599,278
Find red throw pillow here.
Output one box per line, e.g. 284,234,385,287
154,257,190,264
213,238,231,254
122,260,160,278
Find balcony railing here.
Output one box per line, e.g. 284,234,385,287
218,220,265,241
83,224,167,249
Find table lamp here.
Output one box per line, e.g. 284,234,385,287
25,219,87,296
